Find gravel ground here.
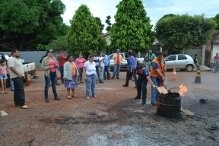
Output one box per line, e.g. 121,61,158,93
0,71,219,146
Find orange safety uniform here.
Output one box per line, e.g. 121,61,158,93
150,58,165,78
113,53,122,65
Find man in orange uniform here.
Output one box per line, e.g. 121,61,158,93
112,49,123,79
150,51,166,106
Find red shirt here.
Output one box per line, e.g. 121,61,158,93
57,53,66,66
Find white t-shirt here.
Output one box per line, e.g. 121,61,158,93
84,61,96,75
7,56,25,78
93,56,100,66
99,57,104,67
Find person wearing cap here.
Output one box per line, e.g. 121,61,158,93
144,49,156,71
150,51,165,106
135,65,156,106
41,49,60,102
112,49,123,79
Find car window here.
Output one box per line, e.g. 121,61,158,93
166,55,176,61
178,55,187,60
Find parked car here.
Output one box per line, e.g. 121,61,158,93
108,52,144,71
0,53,36,87
164,54,195,72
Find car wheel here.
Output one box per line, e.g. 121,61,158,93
185,65,194,72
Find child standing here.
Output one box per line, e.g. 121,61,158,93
0,60,8,94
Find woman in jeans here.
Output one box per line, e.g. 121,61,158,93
41,49,60,102
84,54,97,99
63,55,78,99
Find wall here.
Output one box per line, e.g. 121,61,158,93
1,51,46,68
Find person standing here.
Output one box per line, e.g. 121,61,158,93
135,65,156,105
150,51,165,106
144,49,156,71
7,49,28,109
75,54,86,83
103,53,110,80
57,50,66,84
63,55,79,99
84,54,97,99
41,49,60,102
193,54,200,70
123,51,135,87
93,51,103,83
99,52,105,83
0,60,8,94
112,49,123,79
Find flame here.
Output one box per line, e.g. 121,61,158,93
179,84,188,96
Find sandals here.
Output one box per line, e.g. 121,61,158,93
1,91,6,94
72,95,77,98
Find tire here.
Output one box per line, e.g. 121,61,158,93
185,65,194,72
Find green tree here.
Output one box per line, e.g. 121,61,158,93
67,5,106,55
105,15,112,32
95,17,104,32
155,14,214,53
0,0,65,51
111,0,154,52
213,14,219,30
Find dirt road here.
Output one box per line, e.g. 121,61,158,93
0,71,219,146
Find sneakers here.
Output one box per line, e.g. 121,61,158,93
92,95,97,98
86,96,90,99
134,96,141,99
20,105,29,109
123,84,128,87
54,97,60,101
67,96,72,99
151,102,157,106
141,103,146,106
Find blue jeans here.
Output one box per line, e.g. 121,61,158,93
12,77,25,106
44,72,58,99
104,66,110,79
136,76,147,104
10,78,15,90
112,64,121,79
151,77,159,104
85,74,96,97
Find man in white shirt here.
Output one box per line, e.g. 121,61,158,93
7,49,28,109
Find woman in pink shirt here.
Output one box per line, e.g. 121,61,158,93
0,60,8,94
75,54,86,83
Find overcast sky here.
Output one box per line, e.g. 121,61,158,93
61,0,219,32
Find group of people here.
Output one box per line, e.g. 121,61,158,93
41,50,113,101
5,48,166,109
121,49,165,106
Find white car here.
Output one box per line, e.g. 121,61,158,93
164,54,195,72
108,52,144,71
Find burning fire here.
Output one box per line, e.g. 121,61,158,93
178,84,188,96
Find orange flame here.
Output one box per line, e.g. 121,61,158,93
179,84,188,96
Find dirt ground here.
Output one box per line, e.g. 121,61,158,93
0,71,219,146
